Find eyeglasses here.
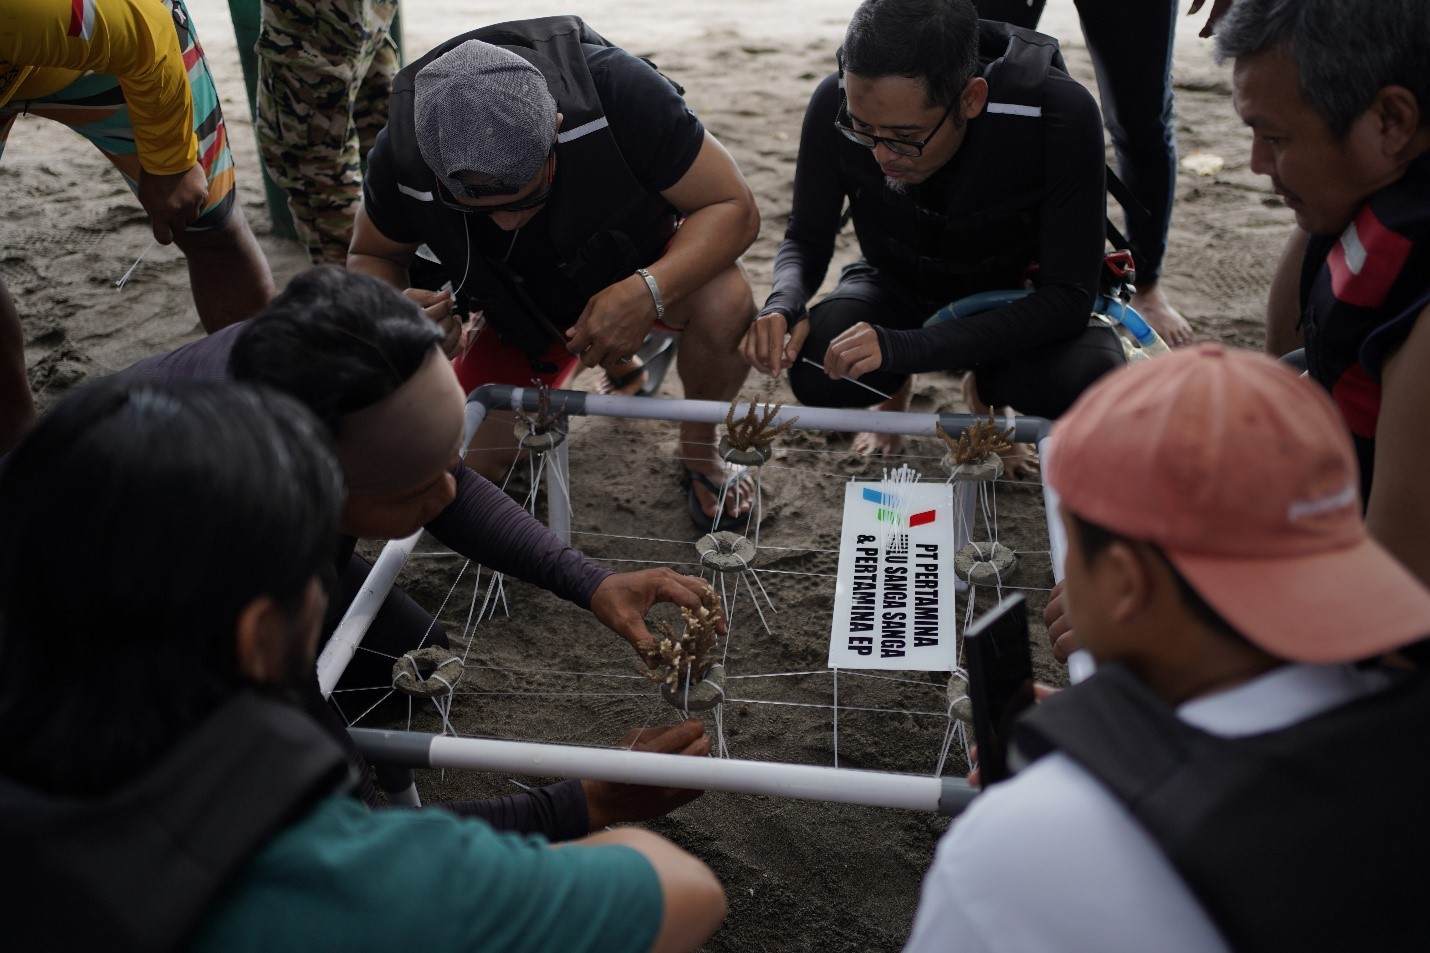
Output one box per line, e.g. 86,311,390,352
833,92,952,158
437,152,555,216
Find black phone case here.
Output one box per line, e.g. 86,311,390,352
964,593,1035,787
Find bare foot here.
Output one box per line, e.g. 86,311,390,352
596,354,648,397
1131,282,1193,348
1000,442,1040,480
853,431,904,455
682,438,755,523
961,374,1037,479
852,377,912,456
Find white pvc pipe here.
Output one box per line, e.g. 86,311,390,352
315,399,492,697
1036,435,1096,685
317,528,422,698
530,389,948,438
548,438,571,545
1037,435,1067,584
424,734,960,813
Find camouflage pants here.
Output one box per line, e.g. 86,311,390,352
256,0,399,265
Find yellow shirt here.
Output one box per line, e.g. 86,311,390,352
0,0,196,174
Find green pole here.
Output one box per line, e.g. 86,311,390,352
226,0,297,239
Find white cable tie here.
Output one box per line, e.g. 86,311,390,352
799,357,895,402
114,238,158,289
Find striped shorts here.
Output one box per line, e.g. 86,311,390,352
0,0,235,231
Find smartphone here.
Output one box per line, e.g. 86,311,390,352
964,593,1035,788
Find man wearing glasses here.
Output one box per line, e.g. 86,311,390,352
349,17,760,528
744,0,1123,455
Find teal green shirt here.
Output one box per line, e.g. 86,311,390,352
193,797,663,952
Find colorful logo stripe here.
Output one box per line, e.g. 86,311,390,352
862,488,935,526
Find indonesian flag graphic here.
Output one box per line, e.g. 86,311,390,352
67,0,97,41
1327,206,1413,310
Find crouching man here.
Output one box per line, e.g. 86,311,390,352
747,0,1124,456
905,345,1430,952
349,16,759,528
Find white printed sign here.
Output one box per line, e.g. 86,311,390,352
828,481,958,671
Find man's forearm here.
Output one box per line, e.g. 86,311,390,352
1266,226,1310,357
646,198,758,309
0,276,35,454
426,465,612,608
436,780,590,842
347,251,410,289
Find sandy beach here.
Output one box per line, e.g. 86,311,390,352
0,1,1292,948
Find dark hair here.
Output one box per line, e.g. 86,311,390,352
0,379,344,796
229,266,443,434
1214,0,1430,137
841,0,982,108
1069,512,1245,643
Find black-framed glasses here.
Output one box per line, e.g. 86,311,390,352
437,151,555,216
834,92,951,158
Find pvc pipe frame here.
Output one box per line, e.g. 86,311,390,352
352,728,979,816
315,398,492,697
321,385,1069,813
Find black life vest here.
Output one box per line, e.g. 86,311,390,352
385,15,678,356
1014,663,1430,953
2,693,354,952
1299,154,1430,496
840,21,1067,305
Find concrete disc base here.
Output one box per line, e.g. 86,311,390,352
697,531,756,573
954,541,1018,586
718,436,770,466
661,663,726,712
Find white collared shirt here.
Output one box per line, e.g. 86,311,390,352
902,664,1389,953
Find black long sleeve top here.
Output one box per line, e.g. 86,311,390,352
763,69,1107,373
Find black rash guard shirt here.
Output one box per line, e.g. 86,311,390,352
763,69,1106,373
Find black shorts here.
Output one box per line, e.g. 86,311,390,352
787,260,1125,420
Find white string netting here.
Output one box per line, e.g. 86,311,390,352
326,408,1056,786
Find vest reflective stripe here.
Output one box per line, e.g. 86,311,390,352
397,183,433,202
558,115,610,143
986,102,1042,117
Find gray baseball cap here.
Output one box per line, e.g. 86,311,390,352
413,40,558,199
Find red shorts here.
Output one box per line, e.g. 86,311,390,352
453,221,685,394
451,325,582,393
451,320,678,394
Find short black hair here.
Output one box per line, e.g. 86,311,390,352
1215,0,1430,138
1069,512,1245,643
229,266,443,434
842,0,982,109
0,379,344,796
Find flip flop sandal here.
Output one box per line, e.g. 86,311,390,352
685,466,753,533
635,335,677,397
600,355,650,396
598,335,677,396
